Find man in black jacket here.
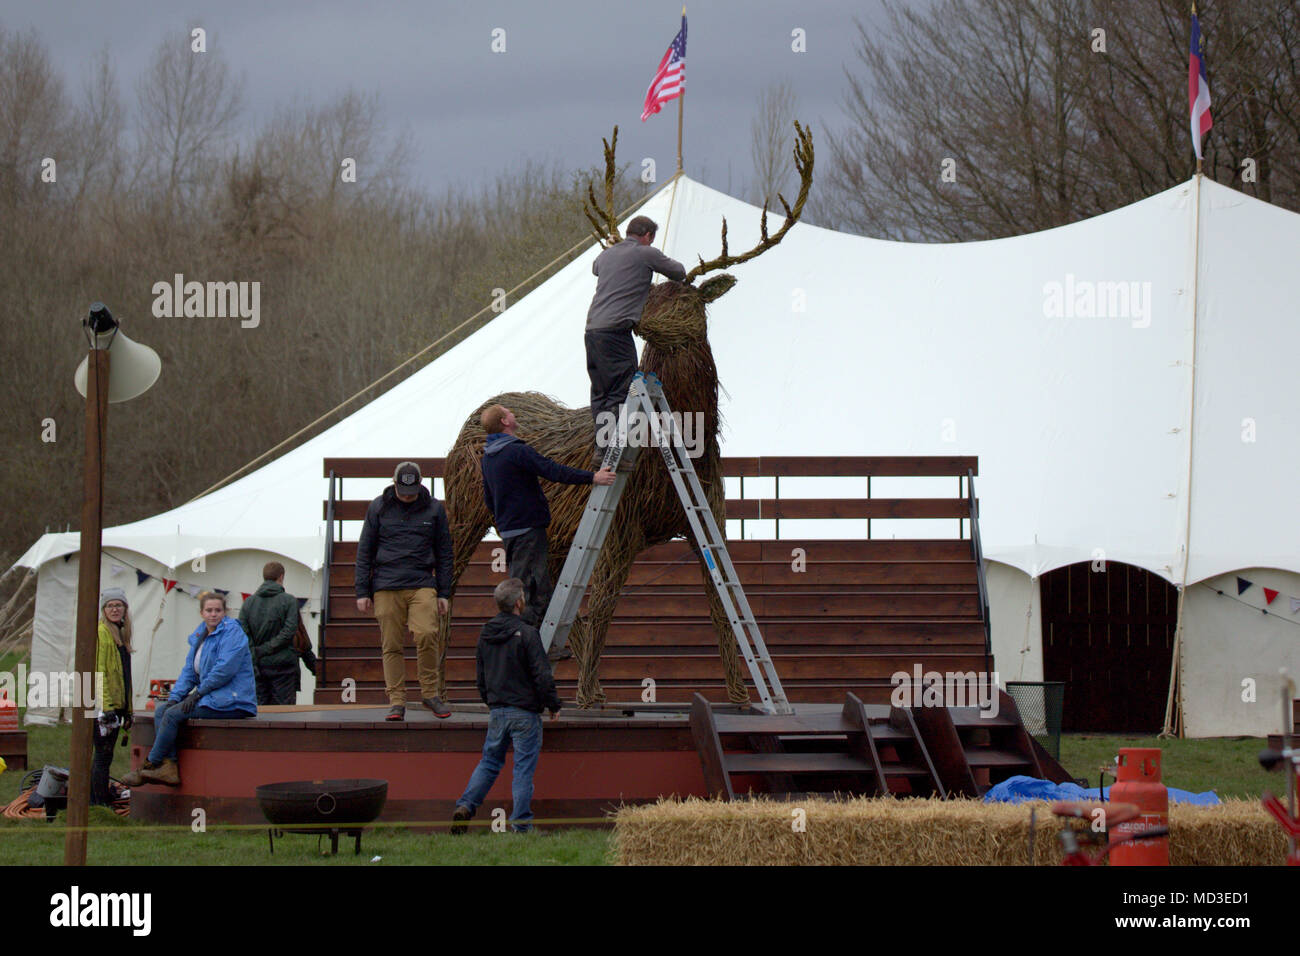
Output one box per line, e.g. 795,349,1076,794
355,461,455,721
480,404,613,634
451,578,560,834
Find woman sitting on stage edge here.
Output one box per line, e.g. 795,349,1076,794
121,590,257,787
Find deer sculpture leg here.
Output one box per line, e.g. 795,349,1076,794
439,460,495,697
569,523,644,708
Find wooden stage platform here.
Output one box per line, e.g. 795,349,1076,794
127,702,722,826
126,692,1070,826
123,455,1043,826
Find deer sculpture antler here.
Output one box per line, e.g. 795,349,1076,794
583,126,622,248
684,120,814,282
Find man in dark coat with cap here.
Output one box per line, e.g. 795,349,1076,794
355,461,455,721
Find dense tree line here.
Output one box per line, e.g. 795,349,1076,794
0,25,646,576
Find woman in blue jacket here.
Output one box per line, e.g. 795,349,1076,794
121,591,256,787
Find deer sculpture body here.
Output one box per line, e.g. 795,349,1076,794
437,124,813,708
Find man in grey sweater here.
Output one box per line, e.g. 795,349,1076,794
585,215,686,454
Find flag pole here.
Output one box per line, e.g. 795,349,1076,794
1193,1,1202,178
1162,147,1205,740
676,5,685,175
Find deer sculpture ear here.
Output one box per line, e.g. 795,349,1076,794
697,273,737,303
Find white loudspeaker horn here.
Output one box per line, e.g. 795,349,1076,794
74,328,162,403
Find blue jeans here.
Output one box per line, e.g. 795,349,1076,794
457,706,543,832
149,699,251,764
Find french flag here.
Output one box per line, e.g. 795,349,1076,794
1188,12,1213,160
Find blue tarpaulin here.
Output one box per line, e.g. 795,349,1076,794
982,775,1220,805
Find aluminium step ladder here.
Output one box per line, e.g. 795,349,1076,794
539,371,793,715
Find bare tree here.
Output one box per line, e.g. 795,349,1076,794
70,47,125,209
824,0,1300,241
135,30,244,216
0,27,69,209
750,80,798,208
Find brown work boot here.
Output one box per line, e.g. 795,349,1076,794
450,805,472,835
139,759,180,786
120,760,160,788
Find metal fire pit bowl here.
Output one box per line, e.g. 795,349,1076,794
255,778,388,855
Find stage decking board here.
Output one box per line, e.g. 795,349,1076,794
126,704,722,826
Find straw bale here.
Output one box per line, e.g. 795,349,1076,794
609,796,1287,866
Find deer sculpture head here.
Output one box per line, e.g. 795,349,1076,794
581,122,814,355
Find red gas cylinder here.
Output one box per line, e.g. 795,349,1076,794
0,690,18,731
1109,747,1169,866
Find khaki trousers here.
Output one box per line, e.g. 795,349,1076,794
373,588,444,705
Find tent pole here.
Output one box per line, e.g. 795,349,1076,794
1162,172,1204,738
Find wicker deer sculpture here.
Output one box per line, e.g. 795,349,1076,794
437,123,814,707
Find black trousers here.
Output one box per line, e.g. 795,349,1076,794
256,668,299,706
585,328,638,444
91,723,119,806
506,527,552,627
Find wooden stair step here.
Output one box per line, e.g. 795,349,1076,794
880,763,932,777
862,723,911,741
963,749,1033,768
712,715,856,735
724,753,874,774
948,710,1019,728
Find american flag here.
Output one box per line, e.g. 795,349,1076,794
641,15,686,122
1188,12,1212,160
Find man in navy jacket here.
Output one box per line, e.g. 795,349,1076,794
479,405,614,638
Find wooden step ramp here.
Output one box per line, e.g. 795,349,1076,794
689,693,943,801
910,689,1064,795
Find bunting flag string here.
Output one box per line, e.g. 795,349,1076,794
97,550,319,617
1203,577,1300,632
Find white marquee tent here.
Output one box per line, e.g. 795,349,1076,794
14,174,1300,736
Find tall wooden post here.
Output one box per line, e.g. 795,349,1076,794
65,347,109,866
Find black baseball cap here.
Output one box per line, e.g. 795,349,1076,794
393,461,423,496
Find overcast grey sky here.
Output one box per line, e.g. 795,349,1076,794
2,0,892,198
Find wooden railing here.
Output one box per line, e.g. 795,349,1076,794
320,456,981,539
317,455,991,703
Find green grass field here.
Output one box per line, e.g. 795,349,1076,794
1058,734,1275,799
0,706,1281,865
0,724,611,866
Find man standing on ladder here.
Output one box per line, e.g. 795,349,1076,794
585,214,686,460
480,404,615,656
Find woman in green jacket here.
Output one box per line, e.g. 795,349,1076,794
93,587,133,805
